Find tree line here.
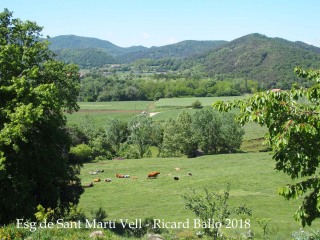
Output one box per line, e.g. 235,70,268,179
69,110,244,161
79,69,258,102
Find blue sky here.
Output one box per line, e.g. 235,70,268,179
1,0,320,47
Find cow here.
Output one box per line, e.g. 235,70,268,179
93,178,101,182
147,171,160,179
174,177,179,180
116,174,125,178
104,178,112,182
83,182,93,188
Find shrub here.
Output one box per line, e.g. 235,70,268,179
191,100,203,109
70,144,93,163
0,224,30,239
182,183,251,239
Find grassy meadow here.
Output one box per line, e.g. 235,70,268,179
60,97,320,239
79,152,305,237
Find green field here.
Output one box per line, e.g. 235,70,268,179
78,101,152,110
67,96,250,127
62,97,319,239
66,97,267,152
78,152,317,238
154,96,250,108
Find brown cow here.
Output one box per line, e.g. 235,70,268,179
93,178,101,182
115,174,125,178
147,171,160,179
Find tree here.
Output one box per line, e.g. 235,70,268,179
127,114,158,158
219,113,245,153
176,111,198,157
160,117,181,157
105,118,128,152
193,109,222,154
213,67,320,226
0,9,82,224
161,111,198,158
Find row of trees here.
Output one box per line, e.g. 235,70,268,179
69,110,244,162
79,70,258,101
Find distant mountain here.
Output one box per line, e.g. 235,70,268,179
53,48,118,67
48,34,320,88
49,35,125,55
48,35,227,66
118,40,228,62
192,33,320,88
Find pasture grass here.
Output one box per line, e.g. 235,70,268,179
154,95,250,108
78,101,152,110
77,152,318,238
66,112,138,128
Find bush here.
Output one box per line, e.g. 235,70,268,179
90,135,115,160
0,223,30,239
182,183,251,239
70,144,93,163
91,207,108,222
191,100,203,109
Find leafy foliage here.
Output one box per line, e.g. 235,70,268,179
191,100,203,109
160,111,198,158
79,69,255,102
70,144,92,163
182,183,252,238
161,110,244,157
213,67,320,226
105,118,129,152
127,114,160,158
0,9,83,224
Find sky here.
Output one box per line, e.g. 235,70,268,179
1,0,320,48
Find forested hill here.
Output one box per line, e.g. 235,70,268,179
48,34,320,87
49,35,148,67
48,35,227,66
49,35,147,55
118,40,228,62
190,33,320,87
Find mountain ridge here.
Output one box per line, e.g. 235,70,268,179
48,35,228,65
48,33,320,88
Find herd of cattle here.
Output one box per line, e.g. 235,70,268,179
82,168,193,188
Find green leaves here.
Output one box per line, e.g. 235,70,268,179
213,68,320,226
0,10,82,224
